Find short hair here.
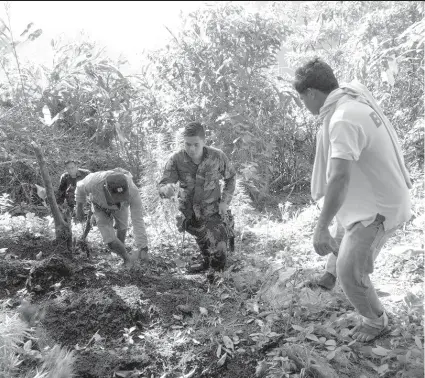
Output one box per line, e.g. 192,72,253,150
293,58,339,94
183,122,205,139
64,160,77,166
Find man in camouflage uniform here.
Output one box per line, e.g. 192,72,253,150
159,122,236,273
56,160,91,212
75,168,149,267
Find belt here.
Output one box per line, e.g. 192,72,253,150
92,202,118,217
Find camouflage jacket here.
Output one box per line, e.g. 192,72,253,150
56,168,91,206
75,168,148,248
158,146,236,220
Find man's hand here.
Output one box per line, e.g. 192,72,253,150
219,202,228,218
313,225,338,256
75,202,85,223
159,184,175,199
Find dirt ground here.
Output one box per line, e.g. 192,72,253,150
0,227,424,378
1,236,262,377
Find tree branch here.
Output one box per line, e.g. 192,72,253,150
31,141,72,246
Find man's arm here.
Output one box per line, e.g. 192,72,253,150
318,158,352,229
75,177,89,221
313,119,366,256
158,154,179,198
219,152,236,206
313,158,352,256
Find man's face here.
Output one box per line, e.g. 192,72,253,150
65,162,78,177
184,136,205,161
299,88,322,115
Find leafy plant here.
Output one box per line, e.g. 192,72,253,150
0,192,12,213
122,326,137,345
143,2,308,202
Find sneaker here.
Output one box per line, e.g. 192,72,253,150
306,272,336,290
316,272,337,290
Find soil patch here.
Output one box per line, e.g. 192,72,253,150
27,254,72,294
201,350,258,378
41,286,149,347
1,229,422,378
0,235,59,260
37,262,207,347
76,347,150,378
0,259,31,298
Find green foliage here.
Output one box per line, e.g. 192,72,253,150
403,119,424,171
0,212,55,238
38,345,76,378
0,310,32,377
273,1,424,171
0,3,43,105
0,192,13,213
13,37,133,151
0,302,76,378
0,1,423,209
143,2,309,200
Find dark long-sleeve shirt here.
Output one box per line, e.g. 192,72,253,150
56,168,91,207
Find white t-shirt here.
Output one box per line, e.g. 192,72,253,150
329,100,411,231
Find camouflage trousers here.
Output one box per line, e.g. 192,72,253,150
182,212,234,270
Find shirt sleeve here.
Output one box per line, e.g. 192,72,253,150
128,181,148,248
75,176,89,204
158,154,179,188
219,151,236,205
79,169,92,179
329,120,367,161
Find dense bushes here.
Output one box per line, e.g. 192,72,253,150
0,1,422,208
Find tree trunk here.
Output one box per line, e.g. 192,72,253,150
31,141,72,250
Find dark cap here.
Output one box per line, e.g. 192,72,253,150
105,173,129,202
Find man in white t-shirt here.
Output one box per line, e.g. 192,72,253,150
293,58,412,342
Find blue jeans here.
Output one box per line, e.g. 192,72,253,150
326,214,398,319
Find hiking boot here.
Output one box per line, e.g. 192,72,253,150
186,260,209,274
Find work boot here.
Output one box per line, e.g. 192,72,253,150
186,256,209,274
210,247,226,272
210,254,226,272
